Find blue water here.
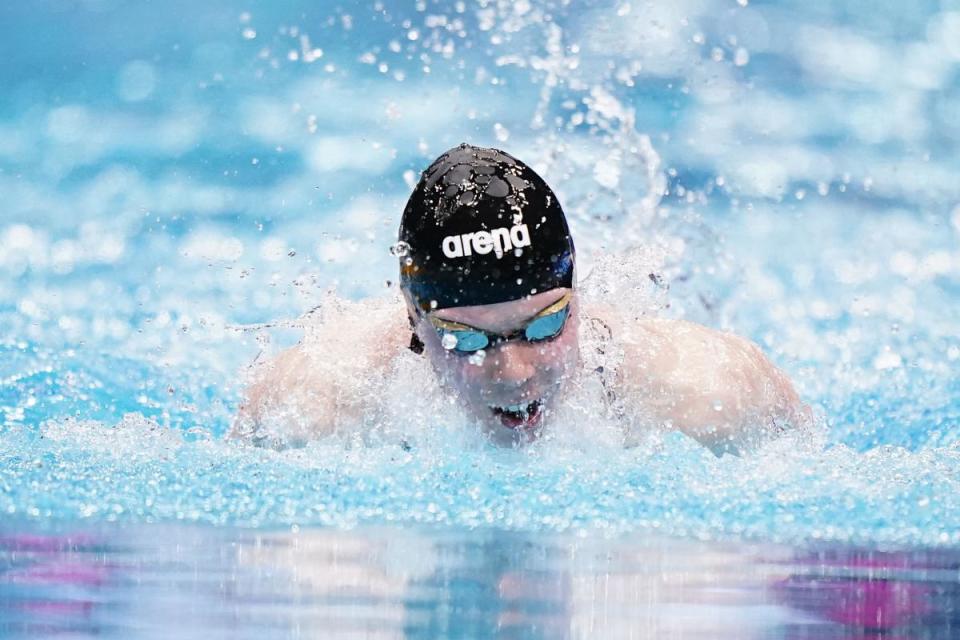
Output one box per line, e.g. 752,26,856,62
2,0,960,636
3,523,959,639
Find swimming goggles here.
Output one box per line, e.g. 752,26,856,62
429,292,572,354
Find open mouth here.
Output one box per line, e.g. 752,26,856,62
490,400,543,430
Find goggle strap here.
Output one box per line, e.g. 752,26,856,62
408,332,425,355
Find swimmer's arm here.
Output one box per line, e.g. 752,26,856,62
617,317,810,452
229,309,410,445
230,344,334,444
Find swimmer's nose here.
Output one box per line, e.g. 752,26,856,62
490,341,536,385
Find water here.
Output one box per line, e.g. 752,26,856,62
2,523,959,639
2,0,960,637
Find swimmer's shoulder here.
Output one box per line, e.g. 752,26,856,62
579,303,809,448
577,301,676,345
580,303,757,355
299,296,410,348
229,298,411,443
246,298,409,379
592,310,795,398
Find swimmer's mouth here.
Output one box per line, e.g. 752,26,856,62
490,400,543,430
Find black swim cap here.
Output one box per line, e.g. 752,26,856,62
398,143,575,313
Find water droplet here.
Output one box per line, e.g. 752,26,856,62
734,47,750,66
441,333,458,350
390,241,411,257
873,351,902,370
242,27,257,40
468,349,486,366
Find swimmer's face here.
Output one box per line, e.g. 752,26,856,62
413,287,580,443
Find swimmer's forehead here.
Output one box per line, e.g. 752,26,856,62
431,287,571,332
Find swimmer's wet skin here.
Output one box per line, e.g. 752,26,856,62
231,143,810,451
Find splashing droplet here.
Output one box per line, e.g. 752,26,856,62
441,333,458,350
390,241,411,257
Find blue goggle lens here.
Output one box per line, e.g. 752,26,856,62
524,306,569,342
451,330,489,353
437,304,570,354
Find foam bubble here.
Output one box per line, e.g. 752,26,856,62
116,60,157,102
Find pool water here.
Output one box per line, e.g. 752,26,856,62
2,0,959,637
2,523,959,639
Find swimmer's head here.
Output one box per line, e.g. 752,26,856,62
398,143,575,314
397,144,579,443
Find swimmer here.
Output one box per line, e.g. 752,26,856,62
231,144,809,452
